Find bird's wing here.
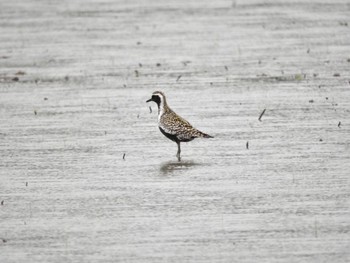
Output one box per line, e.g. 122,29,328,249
161,111,205,140
160,111,193,134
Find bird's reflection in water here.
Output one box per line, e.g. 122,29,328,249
160,160,200,176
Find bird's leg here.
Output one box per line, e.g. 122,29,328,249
176,141,181,161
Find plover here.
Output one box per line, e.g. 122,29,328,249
146,91,213,160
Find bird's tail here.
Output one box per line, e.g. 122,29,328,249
196,130,214,138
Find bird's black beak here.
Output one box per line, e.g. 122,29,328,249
146,98,153,103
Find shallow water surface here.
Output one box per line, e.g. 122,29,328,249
1,0,350,262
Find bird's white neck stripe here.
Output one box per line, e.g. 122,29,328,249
158,99,165,121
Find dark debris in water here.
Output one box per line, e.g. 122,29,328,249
15,71,26,75
176,75,182,82
294,74,305,81
338,121,341,128
255,74,306,82
1,200,4,205
258,109,266,121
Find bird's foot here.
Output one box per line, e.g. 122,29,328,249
176,153,181,162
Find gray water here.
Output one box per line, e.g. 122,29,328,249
1,0,350,262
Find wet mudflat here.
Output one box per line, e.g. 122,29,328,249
1,0,350,262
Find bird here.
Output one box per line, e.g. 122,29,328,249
146,91,213,160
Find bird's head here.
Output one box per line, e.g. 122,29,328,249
146,91,166,107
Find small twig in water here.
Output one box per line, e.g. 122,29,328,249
338,121,341,128
258,109,266,121
123,153,126,160
246,141,249,149
149,106,152,113
176,75,182,82
1,200,4,205
26,182,28,187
